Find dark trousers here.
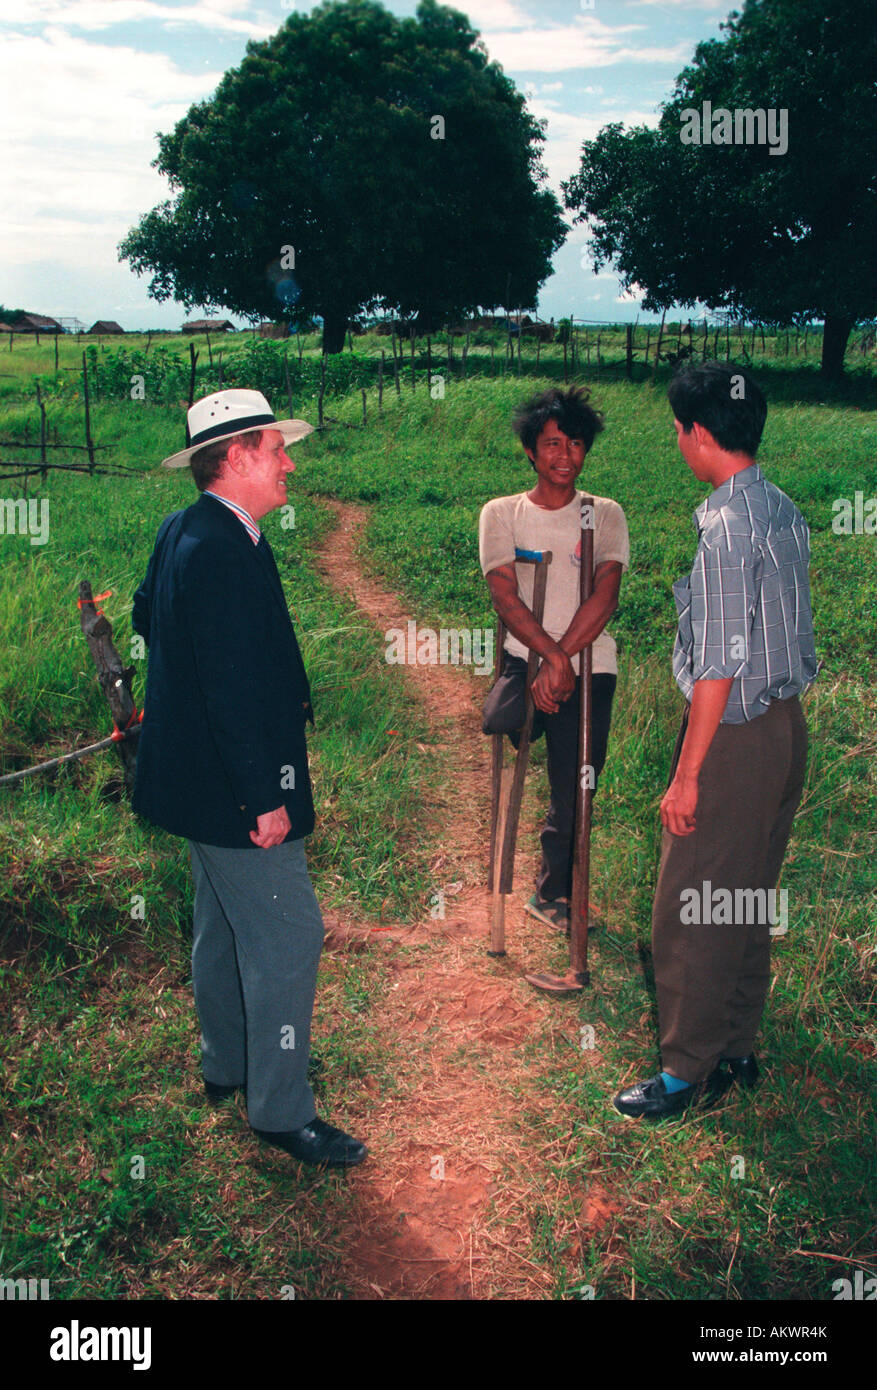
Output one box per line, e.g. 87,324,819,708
652,695,808,1083
482,654,617,901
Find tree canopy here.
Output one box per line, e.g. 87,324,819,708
119,0,565,352
562,0,877,376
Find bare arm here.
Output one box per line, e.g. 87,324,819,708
660,677,734,836
530,560,623,714
486,563,575,711
556,561,622,658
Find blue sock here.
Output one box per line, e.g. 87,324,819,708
660,1070,692,1093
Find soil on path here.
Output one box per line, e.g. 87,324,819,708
313,501,618,1299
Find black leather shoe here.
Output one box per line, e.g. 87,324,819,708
613,1073,706,1120
722,1056,756,1089
252,1116,368,1168
204,1079,242,1103
708,1053,760,1090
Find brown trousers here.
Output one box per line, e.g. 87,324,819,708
652,695,808,1083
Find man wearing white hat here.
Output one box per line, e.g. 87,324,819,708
132,389,367,1168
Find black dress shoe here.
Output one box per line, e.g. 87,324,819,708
728,1053,760,1086
613,1073,707,1120
252,1116,368,1168
707,1053,760,1090
204,1079,242,1103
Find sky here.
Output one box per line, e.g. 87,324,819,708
0,0,734,330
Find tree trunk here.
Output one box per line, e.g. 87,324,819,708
321,310,348,355
820,314,853,378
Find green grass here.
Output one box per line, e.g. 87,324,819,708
1,331,875,1300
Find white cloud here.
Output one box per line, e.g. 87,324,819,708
0,0,271,37
529,99,661,189
480,19,688,73
457,0,535,28
0,28,219,272
629,1,726,7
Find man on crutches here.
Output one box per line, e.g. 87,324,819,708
479,387,629,948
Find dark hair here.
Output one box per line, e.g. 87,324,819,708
512,386,605,458
189,429,263,491
667,361,767,456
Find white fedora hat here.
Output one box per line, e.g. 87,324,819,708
161,389,314,469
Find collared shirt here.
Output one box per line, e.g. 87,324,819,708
204,490,261,545
672,462,817,723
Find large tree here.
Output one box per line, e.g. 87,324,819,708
120,0,565,352
563,0,877,377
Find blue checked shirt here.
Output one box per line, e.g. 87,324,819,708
672,464,817,723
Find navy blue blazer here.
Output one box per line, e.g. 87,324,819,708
131,491,315,848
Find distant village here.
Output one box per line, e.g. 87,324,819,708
0,311,558,341
0,312,239,338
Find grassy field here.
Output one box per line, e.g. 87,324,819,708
1,329,875,1299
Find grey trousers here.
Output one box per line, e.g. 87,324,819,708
187,838,324,1131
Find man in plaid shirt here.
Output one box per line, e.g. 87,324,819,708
614,361,817,1120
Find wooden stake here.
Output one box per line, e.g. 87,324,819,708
35,382,47,482
187,341,199,407
78,580,140,794
652,310,666,379
283,348,294,419
81,351,96,471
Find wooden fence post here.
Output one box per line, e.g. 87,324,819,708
283,349,294,419
625,324,633,380
187,341,199,407
652,311,666,380
379,350,384,410
318,353,326,428
78,581,140,794
81,351,96,472
35,383,47,482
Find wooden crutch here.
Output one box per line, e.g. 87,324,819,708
526,495,595,994
487,548,552,957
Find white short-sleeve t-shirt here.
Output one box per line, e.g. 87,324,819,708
478,490,630,676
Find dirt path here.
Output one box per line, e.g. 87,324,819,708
314,502,617,1299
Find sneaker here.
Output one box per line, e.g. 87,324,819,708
526,894,605,932
525,894,569,931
